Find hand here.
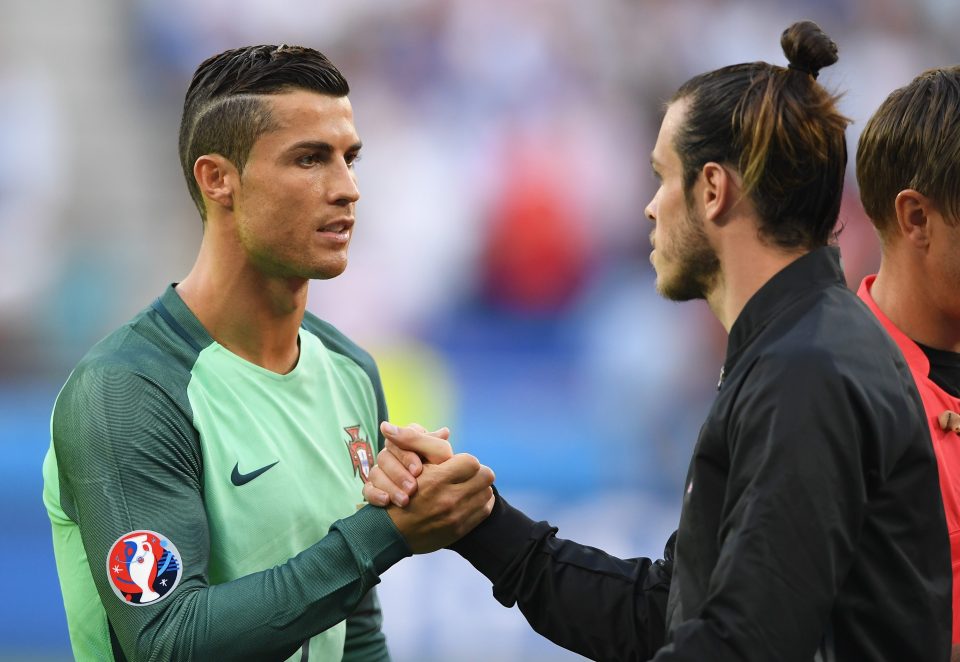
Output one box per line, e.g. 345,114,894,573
384,452,496,553
364,423,454,507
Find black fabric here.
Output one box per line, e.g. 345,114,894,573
452,247,952,662
450,489,673,661
917,341,960,398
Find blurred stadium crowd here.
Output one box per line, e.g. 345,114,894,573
2,0,958,659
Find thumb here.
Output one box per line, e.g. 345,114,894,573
406,422,450,442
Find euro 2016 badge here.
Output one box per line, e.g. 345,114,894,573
106,530,182,605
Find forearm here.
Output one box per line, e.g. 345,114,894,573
113,507,408,660
450,491,672,661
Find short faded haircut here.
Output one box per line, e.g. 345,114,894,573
178,45,349,220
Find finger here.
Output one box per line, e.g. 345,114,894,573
384,439,424,477
367,461,411,507
406,422,449,440
456,463,496,494
436,453,482,483
479,464,495,485
453,486,496,538
401,423,450,446
381,421,454,463
429,426,451,441
362,481,390,507
377,447,420,497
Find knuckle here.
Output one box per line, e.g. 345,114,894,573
436,493,455,513
458,453,480,471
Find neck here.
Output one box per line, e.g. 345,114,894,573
707,236,806,332
872,255,960,352
176,230,308,374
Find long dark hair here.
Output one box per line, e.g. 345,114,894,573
670,21,850,249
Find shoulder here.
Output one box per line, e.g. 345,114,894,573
742,288,922,427
65,307,197,399
765,285,903,377
54,304,201,447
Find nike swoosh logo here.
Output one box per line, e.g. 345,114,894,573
231,461,279,486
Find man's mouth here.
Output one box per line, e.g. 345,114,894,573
317,219,354,240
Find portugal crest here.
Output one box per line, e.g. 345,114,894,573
344,425,374,482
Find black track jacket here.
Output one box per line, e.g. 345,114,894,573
451,247,951,661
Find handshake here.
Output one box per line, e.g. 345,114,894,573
363,422,496,554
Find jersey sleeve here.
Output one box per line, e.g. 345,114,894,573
450,489,674,661
652,352,868,661
342,587,390,662
53,362,409,661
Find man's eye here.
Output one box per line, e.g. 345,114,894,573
298,154,320,166
347,154,362,168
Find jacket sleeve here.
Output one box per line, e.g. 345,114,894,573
53,364,410,661
450,489,674,661
652,352,868,661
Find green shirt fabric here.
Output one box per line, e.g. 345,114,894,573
42,285,410,661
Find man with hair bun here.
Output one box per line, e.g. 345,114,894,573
855,65,960,661
364,21,952,660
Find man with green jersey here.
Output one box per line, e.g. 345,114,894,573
41,45,495,661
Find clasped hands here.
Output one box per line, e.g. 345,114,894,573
363,422,495,554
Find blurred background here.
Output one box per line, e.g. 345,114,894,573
2,0,957,659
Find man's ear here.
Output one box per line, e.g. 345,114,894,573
700,162,737,224
194,154,238,213
893,189,932,248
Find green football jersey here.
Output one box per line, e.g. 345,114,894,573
42,285,410,661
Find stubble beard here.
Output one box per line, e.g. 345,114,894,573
243,233,349,281
655,206,720,302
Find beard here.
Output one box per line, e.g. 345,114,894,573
655,204,720,302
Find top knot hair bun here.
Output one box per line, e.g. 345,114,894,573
781,20,838,80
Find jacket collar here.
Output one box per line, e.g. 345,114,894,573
725,245,846,370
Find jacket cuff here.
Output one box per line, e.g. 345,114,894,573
449,487,546,582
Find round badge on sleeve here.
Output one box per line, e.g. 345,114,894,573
106,530,183,606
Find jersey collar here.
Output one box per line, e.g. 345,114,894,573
856,274,931,377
